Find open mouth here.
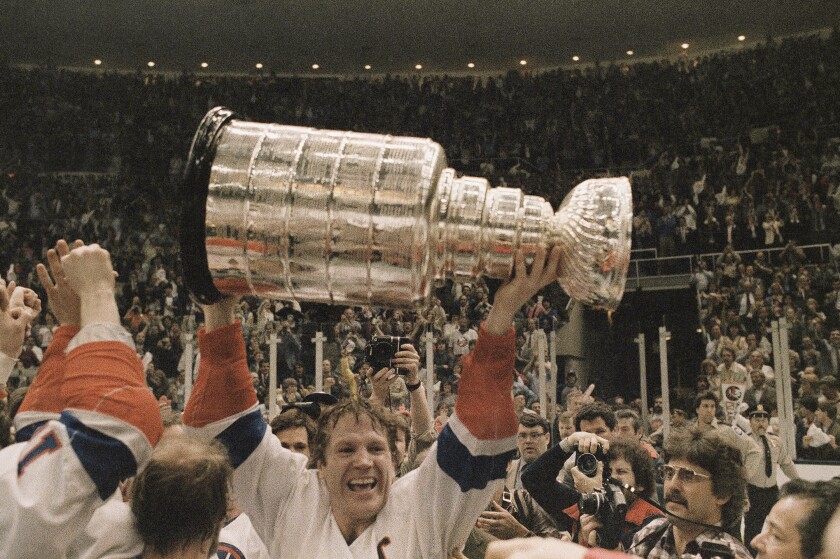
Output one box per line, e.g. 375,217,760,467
348,478,377,492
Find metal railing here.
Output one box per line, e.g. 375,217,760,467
628,243,835,285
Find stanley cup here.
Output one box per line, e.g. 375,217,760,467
180,107,633,311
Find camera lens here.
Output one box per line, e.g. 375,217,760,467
577,452,599,477
578,492,604,515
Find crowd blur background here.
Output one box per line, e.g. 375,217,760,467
2,32,840,460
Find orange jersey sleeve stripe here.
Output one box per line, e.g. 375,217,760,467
183,321,256,428
454,323,518,441
18,326,80,416
62,341,162,447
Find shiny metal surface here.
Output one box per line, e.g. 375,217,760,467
186,108,632,310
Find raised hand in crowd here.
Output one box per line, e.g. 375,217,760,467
0,278,41,377
35,239,83,327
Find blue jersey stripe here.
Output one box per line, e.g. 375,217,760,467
436,424,514,492
216,409,267,468
61,412,138,500
15,420,47,443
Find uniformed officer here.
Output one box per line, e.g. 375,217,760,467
744,404,800,551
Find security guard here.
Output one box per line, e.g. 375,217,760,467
744,404,800,551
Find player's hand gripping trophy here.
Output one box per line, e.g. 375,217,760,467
180,108,632,310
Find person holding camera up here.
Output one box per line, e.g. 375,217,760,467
521,430,664,551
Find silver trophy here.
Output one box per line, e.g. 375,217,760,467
181,108,632,311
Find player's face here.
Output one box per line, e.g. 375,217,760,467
663,459,727,527
318,413,394,538
276,426,310,459
750,496,810,559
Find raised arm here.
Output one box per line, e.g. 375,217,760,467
1,241,161,557
0,279,39,389
409,247,564,551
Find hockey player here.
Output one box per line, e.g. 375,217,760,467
183,246,564,558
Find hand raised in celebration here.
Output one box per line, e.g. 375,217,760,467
36,239,84,327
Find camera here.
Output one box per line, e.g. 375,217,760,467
576,444,608,478
578,480,628,549
577,444,627,550
365,336,412,374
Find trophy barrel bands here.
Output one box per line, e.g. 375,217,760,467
181,108,633,311
182,107,446,307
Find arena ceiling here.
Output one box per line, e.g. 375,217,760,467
2,0,838,75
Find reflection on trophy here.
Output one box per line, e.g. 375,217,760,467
180,107,632,311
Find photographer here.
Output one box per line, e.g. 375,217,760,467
521,432,663,550
629,427,752,559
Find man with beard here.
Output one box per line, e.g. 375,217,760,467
629,428,752,559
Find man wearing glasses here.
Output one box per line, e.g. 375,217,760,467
629,428,753,558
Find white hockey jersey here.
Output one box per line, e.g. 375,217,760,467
185,321,520,559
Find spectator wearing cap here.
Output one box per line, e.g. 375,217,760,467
744,404,799,551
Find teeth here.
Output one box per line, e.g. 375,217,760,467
348,478,376,490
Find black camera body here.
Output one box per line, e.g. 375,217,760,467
577,444,627,550
366,336,412,374
576,445,609,478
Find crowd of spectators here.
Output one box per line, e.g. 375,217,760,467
2,32,840,472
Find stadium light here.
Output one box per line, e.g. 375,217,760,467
147,61,155,68
312,64,320,70
681,43,690,49
519,59,527,66
738,35,746,42
200,62,208,68
467,62,475,68
364,64,371,70
94,59,102,66
255,63,263,69
626,50,634,56
572,55,580,62
415,64,422,70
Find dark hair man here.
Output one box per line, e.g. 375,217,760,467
184,247,564,557
750,478,840,559
629,428,752,558
269,408,317,460
575,402,617,435
693,390,762,482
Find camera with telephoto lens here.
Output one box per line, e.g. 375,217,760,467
366,336,412,374
577,445,628,550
